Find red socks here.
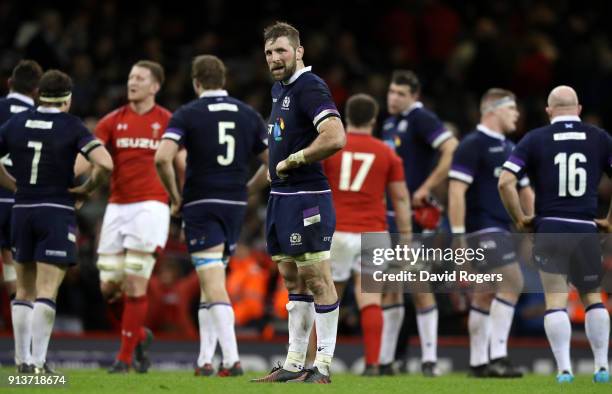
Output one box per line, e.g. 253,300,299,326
117,296,148,364
360,304,383,366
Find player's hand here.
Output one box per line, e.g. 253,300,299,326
170,196,182,217
412,186,430,207
516,215,534,232
595,218,612,233
68,185,90,209
276,159,293,179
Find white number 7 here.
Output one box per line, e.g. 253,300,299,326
28,141,43,184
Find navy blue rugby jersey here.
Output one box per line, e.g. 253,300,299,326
450,125,529,232
382,102,453,194
503,115,612,220
0,107,102,206
267,66,340,193
162,90,268,204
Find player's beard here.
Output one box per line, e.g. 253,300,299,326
271,57,297,82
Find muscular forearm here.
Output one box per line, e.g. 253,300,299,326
155,160,180,204
448,188,466,233
422,142,455,191
80,164,111,194
498,174,525,225
392,196,412,235
0,164,16,193
303,117,345,163
247,164,269,195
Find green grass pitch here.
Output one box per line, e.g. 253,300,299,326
0,369,610,394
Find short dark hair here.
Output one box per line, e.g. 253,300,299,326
39,70,72,106
263,21,300,48
10,60,43,95
346,93,379,127
391,70,420,94
192,55,226,90
480,88,516,113
134,60,165,85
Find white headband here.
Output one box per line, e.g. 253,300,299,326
482,96,515,113
39,93,72,103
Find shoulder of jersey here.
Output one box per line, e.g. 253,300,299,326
154,104,172,118
100,105,129,123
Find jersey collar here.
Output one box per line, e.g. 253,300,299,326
7,92,34,107
200,89,228,98
400,101,423,117
37,106,61,113
551,115,581,124
282,66,312,85
477,124,505,140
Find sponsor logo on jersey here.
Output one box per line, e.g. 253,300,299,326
397,119,408,132
116,137,160,150
489,146,505,153
117,123,128,131
268,117,285,142
290,233,302,246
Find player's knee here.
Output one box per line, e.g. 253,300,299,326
124,251,156,279
304,275,329,297
97,254,125,284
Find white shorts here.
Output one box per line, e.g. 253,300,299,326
330,231,362,282
97,201,170,254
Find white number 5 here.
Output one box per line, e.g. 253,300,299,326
217,122,235,166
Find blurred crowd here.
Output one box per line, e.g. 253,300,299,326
1,0,612,340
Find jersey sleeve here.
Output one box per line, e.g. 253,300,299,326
76,121,103,157
502,133,531,178
251,111,268,155
413,112,452,149
449,137,479,184
94,113,113,145
298,80,340,131
162,109,188,146
387,149,405,183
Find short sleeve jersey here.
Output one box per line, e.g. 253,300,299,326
323,133,405,232
382,102,453,193
162,90,268,203
0,107,102,206
449,125,529,232
502,116,612,220
267,66,341,193
95,104,172,204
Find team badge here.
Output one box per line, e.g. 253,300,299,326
151,122,161,138
282,96,291,110
290,233,302,246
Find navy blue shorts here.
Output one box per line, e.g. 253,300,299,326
11,206,77,265
533,218,601,292
467,229,517,272
0,201,12,250
182,202,246,256
266,192,335,256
